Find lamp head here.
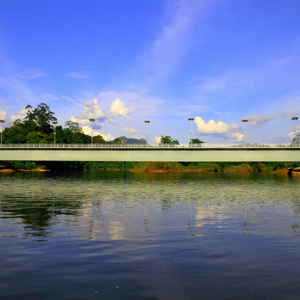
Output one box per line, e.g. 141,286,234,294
292,117,298,121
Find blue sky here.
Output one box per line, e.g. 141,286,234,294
0,0,300,144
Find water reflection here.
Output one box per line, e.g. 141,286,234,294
1,171,300,299
1,171,300,240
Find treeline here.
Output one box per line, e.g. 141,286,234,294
3,161,298,172
2,103,107,144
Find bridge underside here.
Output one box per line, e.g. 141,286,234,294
0,148,300,162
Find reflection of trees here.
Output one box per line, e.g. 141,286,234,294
0,197,84,239
242,212,249,234
289,193,300,235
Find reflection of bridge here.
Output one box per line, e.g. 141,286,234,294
0,143,299,162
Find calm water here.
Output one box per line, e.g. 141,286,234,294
1,171,300,300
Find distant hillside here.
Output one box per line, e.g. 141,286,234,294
117,136,147,144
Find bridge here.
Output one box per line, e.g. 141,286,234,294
0,143,299,162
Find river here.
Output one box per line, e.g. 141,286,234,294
1,171,300,299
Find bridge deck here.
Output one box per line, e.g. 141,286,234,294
0,146,300,162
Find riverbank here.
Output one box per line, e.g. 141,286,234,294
1,161,298,174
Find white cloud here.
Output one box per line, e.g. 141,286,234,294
224,132,244,142
109,98,134,121
287,125,300,140
137,0,203,83
101,133,115,141
0,109,6,120
241,114,276,127
280,111,300,118
97,91,164,117
195,116,239,134
154,136,162,144
65,72,90,79
10,108,28,123
70,98,106,125
122,127,139,134
16,68,48,80
41,94,59,101
194,116,243,142
82,126,115,141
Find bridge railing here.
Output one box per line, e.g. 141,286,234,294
0,143,299,148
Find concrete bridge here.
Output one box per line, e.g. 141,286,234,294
0,143,299,162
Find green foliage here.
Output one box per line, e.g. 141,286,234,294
113,138,123,144
3,124,27,143
64,121,82,133
159,135,180,145
6,161,38,170
190,138,204,144
93,135,105,144
23,103,57,134
26,131,49,144
292,133,300,145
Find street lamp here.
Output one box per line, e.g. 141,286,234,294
0,120,5,148
89,119,95,147
53,121,58,146
292,117,298,133
242,120,248,146
188,118,194,144
144,120,150,144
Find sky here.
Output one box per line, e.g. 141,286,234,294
0,0,300,144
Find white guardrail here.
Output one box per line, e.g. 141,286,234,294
0,143,299,148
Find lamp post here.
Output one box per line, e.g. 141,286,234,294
53,121,58,146
188,118,194,144
242,119,248,146
0,120,5,148
89,119,95,147
292,117,298,133
144,120,150,144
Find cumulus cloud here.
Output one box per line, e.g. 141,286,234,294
100,133,115,141
110,98,134,121
82,126,115,141
0,109,6,120
287,125,300,140
194,116,243,142
70,97,134,128
65,72,90,79
10,108,28,123
97,91,164,117
241,114,276,127
122,127,139,134
154,136,162,144
70,98,106,125
195,116,239,134
224,132,244,142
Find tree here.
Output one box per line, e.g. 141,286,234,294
93,135,105,144
26,131,49,144
64,121,82,133
13,119,22,126
23,103,57,134
190,138,204,144
113,138,123,144
159,136,180,145
292,133,300,146
3,125,26,143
